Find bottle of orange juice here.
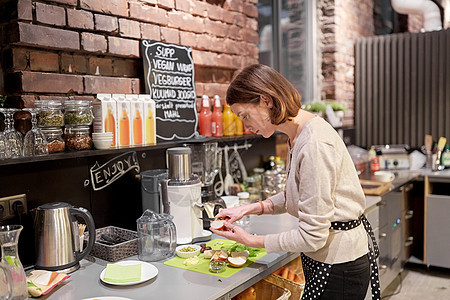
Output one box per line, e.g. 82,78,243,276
223,103,235,136
119,104,130,146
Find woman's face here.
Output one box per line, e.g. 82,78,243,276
230,98,276,138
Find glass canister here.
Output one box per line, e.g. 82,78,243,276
136,209,176,262
64,100,94,126
64,126,92,150
235,192,250,226
41,127,65,153
35,100,64,127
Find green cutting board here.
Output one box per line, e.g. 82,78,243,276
164,239,267,278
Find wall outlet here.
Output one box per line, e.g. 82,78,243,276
0,194,27,220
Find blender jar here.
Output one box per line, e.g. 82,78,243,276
136,209,176,261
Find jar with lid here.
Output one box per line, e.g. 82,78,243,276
64,100,94,126
235,192,250,226
35,100,64,127
41,127,65,153
64,126,92,150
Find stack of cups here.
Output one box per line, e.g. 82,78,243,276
92,132,113,150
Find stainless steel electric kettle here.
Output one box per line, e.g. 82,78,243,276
34,202,95,273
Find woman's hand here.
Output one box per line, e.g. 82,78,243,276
214,205,249,224
210,220,265,248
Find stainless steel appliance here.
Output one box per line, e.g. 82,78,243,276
141,169,168,213
160,147,209,244
375,144,410,170
34,202,95,273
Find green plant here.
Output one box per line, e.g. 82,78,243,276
302,101,326,113
0,95,6,108
326,101,347,112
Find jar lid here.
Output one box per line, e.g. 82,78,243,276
64,100,92,108
237,192,250,199
41,127,63,134
64,125,90,134
34,100,63,108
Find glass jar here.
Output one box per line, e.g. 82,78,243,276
235,192,250,226
64,100,94,126
35,100,64,127
64,126,92,150
41,127,65,153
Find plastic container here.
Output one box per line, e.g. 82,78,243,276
199,95,212,137
64,100,94,126
222,103,235,136
41,127,65,153
64,126,92,150
211,95,223,137
35,100,64,127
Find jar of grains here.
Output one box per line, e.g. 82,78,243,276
41,127,65,153
35,100,64,127
64,100,94,126
64,126,92,150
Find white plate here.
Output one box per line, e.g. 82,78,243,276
100,260,158,286
83,297,134,300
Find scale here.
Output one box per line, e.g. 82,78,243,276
374,144,410,170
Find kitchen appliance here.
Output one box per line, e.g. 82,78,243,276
34,202,95,273
141,169,168,213
185,142,226,228
375,144,410,170
136,209,176,261
160,147,210,244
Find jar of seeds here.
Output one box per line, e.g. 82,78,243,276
35,100,64,127
64,126,92,150
64,100,94,126
41,127,65,153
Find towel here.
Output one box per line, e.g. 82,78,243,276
27,270,70,297
104,263,142,283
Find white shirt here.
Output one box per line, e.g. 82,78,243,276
264,117,368,264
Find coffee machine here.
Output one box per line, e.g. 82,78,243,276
160,147,211,244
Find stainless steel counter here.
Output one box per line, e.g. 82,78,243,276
41,213,299,300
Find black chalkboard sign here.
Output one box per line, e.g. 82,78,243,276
142,40,198,141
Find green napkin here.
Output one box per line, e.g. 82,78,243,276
104,263,142,283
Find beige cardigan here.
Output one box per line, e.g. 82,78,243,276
264,117,369,264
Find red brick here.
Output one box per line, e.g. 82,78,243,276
80,0,127,17
8,95,36,108
204,83,228,98
84,75,133,94
81,32,107,53
21,71,83,93
108,36,139,57
247,18,257,31
18,23,79,50
29,51,59,72
196,34,212,51
88,56,113,76
192,50,216,66
205,19,227,38
207,4,223,21
112,59,139,77
195,82,204,96
161,27,179,44
179,31,197,48
212,36,226,53
216,53,234,68
224,0,243,12
52,0,77,5
222,10,235,24
141,23,160,40
243,2,257,18
38,95,68,102
242,28,258,44
68,95,95,101
94,14,118,33
119,18,140,38
18,0,32,21
11,48,29,70
35,3,66,26
158,0,174,10
168,10,186,29
234,12,246,27
227,25,240,40
61,53,88,74
187,15,205,34
67,9,94,30
140,0,157,4
175,0,190,13
190,1,208,17
129,2,167,25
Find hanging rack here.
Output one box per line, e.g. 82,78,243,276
218,140,252,152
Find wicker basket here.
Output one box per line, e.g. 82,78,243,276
255,278,291,300
85,226,138,262
266,256,305,300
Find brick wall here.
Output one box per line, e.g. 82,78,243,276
318,0,374,126
0,0,258,108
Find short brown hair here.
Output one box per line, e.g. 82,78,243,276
226,64,302,125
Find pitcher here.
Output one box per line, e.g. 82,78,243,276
0,225,27,300
137,209,176,261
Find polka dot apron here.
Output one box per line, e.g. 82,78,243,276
301,215,380,300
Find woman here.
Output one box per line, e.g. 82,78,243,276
210,64,379,300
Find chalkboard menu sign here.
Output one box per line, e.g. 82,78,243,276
142,40,198,141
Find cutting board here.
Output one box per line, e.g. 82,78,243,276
164,239,267,278
360,179,391,195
